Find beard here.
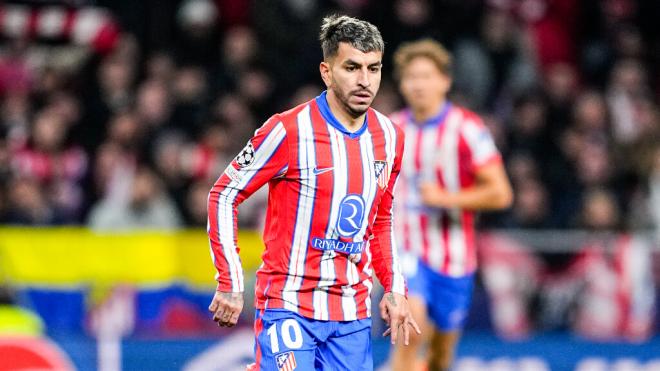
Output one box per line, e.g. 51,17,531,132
331,85,373,118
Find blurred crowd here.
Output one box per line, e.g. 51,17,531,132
0,0,659,236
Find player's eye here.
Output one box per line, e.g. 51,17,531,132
369,66,381,73
346,65,357,72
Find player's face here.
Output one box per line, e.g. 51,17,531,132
399,56,451,112
321,42,382,117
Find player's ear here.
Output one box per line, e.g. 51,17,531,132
320,61,332,87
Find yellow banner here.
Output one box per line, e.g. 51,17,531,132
0,228,264,288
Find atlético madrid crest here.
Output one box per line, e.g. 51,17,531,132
275,351,296,371
374,160,390,189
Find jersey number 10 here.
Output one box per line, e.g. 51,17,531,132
267,319,303,353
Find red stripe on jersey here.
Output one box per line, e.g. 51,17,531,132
414,129,423,173
441,211,451,273
254,314,264,369
434,122,447,189
458,134,476,272
420,213,430,263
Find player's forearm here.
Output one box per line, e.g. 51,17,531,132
370,229,407,296
207,186,245,292
440,184,513,210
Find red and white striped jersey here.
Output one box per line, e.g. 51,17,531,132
391,103,501,277
208,92,406,321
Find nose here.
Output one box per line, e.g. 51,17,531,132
357,68,370,89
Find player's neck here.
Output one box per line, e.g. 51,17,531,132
412,99,447,125
326,90,366,132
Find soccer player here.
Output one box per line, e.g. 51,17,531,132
207,15,420,370
388,39,513,371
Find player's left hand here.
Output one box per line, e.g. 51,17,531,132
209,291,244,327
379,292,421,345
419,182,453,208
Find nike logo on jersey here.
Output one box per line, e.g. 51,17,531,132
312,166,334,175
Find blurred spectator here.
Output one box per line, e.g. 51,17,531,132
506,91,551,163
144,52,176,84
606,58,650,144
253,0,328,91
215,26,258,90
0,39,33,95
505,177,552,229
11,110,88,222
453,7,538,111
79,53,136,152
211,93,256,153
182,124,231,181
578,189,621,230
88,166,182,230
5,176,58,225
175,0,221,68
184,179,213,227
544,62,579,131
170,66,209,137
1,92,30,150
136,79,172,130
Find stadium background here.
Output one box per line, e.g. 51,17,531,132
0,0,659,370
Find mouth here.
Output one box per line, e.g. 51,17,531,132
352,91,372,101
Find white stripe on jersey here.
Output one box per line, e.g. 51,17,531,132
283,106,316,311
313,123,347,320
375,111,406,296
356,130,377,240
341,262,359,321
438,110,467,276
213,121,286,292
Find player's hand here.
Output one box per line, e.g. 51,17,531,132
379,292,421,345
419,182,453,208
209,291,244,327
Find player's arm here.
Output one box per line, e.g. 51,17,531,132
420,118,512,211
207,116,288,327
420,160,512,210
370,129,421,345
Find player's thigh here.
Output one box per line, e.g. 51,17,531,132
318,319,372,371
426,273,475,332
254,309,317,371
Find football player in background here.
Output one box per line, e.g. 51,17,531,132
389,39,513,371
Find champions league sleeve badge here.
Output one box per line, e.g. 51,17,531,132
374,160,390,190
235,141,255,168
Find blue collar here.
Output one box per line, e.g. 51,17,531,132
407,102,452,127
315,91,368,138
